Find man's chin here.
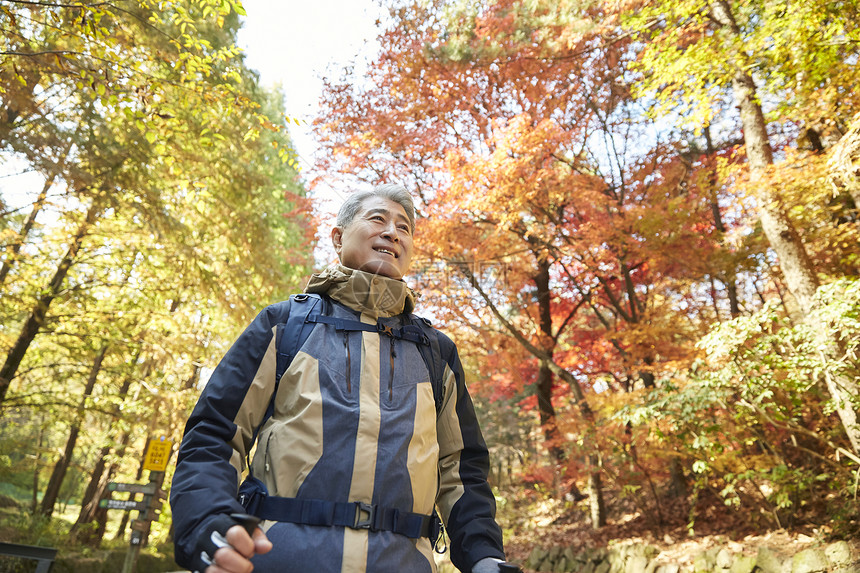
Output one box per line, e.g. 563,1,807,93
359,262,403,280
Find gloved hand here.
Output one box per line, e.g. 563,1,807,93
473,557,524,572
190,513,271,573
473,557,505,573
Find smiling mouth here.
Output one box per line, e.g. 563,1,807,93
375,248,398,258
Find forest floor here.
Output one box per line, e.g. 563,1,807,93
494,486,852,572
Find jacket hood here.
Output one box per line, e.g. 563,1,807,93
304,264,416,317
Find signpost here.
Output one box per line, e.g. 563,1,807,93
101,436,173,573
99,499,150,512
108,482,158,495
142,438,172,472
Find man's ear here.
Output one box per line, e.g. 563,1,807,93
331,226,343,255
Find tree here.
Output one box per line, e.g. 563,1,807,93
617,0,860,452
1,0,311,409
313,0,744,527
1,0,313,536
40,344,108,516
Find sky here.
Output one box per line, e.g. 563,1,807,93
236,0,386,216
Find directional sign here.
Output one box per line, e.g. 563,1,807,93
99,499,148,511
142,437,173,471
108,482,157,495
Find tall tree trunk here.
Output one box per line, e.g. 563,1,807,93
115,431,158,544
535,361,561,456
108,350,152,545
75,430,133,546
0,174,55,286
70,444,110,538
31,420,45,512
536,259,606,522
535,259,562,459
0,198,102,409
587,454,606,528
703,125,740,317
72,365,137,542
40,344,108,516
710,0,818,314
710,0,860,453
668,457,687,498
617,261,657,388
92,430,134,545
817,345,860,453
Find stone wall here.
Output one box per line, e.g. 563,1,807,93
524,540,859,573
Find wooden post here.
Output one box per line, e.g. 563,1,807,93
116,436,172,573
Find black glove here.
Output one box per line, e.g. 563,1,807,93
498,562,524,573
190,513,261,573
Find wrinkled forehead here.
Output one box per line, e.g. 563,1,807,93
358,197,411,225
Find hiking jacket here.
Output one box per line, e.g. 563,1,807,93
171,265,505,572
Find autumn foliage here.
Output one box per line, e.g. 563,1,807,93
312,0,860,537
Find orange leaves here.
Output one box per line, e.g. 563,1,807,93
312,0,755,460
443,116,556,211
438,115,602,232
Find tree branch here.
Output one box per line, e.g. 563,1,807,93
5,0,112,7
456,262,595,419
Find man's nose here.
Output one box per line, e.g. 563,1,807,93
381,221,399,241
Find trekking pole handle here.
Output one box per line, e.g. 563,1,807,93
229,512,262,536
499,562,524,573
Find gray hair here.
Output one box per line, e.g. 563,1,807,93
336,184,416,233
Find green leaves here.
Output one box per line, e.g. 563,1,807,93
622,278,860,527
621,0,860,129
0,0,311,531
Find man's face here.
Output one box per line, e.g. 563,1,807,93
332,196,414,280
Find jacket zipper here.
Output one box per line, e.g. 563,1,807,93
344,331,351,393
264,432,274,473
388,337,396,401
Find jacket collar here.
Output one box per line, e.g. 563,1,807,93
304,264,416,317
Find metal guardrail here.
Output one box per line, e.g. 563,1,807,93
0,542,58,573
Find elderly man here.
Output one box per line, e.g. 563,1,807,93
170,184,513,572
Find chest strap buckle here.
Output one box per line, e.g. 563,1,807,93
353,501,376,530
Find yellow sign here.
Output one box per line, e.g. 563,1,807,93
142,437,173,472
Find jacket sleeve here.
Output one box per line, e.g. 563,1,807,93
170,302,291,568
435,333,505,572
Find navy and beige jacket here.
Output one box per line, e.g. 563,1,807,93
170,265,505,572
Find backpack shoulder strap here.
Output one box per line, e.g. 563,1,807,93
274,293,324,385
249,293,324,466
408,315,452,414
